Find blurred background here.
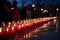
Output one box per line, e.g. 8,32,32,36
0,0,60,22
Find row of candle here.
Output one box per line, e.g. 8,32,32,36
0,17,57,38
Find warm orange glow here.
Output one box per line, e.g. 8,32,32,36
8,22,11,25
53,17,57,19
17,21,20,24
2,22,5,24
12,21,15,24
26,23,29,26
22,24,24,27
7,28,9,32
12,27,14,30
3,24,5,27
0,28,2,32
53,19,56,22
8,25,10,28
47,22,50,25
18,25,21,28
14,23,16,27
24,21,26,24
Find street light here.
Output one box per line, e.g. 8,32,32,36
42,9,48,13
11,7,14,10
32,4,35,7
34,8,36,10
41,8,43,11
56,8,59,11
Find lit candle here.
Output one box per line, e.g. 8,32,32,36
28,23,32,28
21,24,24,27
8,22,11,25
0,27,3,37
8,22,11,28
21,24,25,30
7,28,9,32
13,23,16,27
0,28,2,32
8,25,10,28
16,25,22,31
9,27,15,35
3,28,9,37
26,23,29,26
17,21,20,24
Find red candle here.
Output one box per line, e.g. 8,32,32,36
28,23,33,28
16,25,22,31
3,28,9,37
9,27,15,35
22,24,27,30
8,22,11,28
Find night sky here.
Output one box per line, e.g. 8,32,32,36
7,0,60,8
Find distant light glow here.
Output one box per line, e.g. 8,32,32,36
0,28,2,32
26,23,29,25
34,8,36,10
32,4,35,7
18,26,21,28
14,23,16,26
11,7,14,10
41,8,43,11
56,8,59,11
43,9,48,13
3,24,5,27
22,24,24,27
17,21,20,24
12,21,15,24
7,28,9,32
2,22,5,24
12,27,14,30
8,22,11,25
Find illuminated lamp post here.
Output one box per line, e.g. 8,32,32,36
56,8,59,16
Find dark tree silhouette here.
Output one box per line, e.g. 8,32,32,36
0,0,11,22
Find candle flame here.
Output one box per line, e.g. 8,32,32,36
0,28,2,32
2,22,5,24
18,26,21,28
17,21,20,24
14,23,16,26
12,21,15,24
8,25,10,28
26,23,29,25
3,24,5,26
22,24,24,27
8,22,11,25
53,19,56,23
12,27,14,30
7,28,9,32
